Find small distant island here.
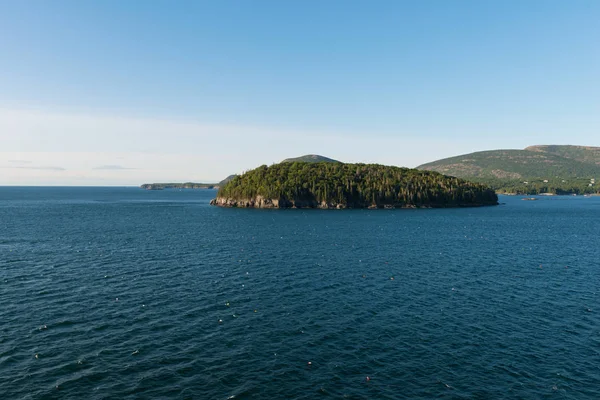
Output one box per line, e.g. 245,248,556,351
141,175,236,190
141,182,216,190
211,160,498,209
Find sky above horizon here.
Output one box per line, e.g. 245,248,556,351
1,0,599,185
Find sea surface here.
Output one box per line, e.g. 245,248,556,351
1,187,599,399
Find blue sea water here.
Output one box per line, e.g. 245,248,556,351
0,187,599,399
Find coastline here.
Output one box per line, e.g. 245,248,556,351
210,196,498,209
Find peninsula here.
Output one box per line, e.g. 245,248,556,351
210,162,498,209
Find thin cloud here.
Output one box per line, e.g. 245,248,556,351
93,165,136,170
10,166,66,171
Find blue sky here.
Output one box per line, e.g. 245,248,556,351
1,0,598,185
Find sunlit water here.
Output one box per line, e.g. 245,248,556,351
1,187,599,399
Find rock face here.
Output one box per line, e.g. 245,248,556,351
210,196,345,209
210,196,491,209
210,196,282,208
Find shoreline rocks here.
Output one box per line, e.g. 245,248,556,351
209,197,497,209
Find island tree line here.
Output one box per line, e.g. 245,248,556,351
217,162,498,208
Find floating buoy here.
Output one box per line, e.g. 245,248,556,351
307,361,312,365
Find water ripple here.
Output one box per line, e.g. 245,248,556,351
0,189,599,398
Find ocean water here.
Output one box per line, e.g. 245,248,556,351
1,187,599,399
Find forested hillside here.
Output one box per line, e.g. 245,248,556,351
418,145,600,194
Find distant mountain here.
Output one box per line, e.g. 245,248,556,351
219,175,237,186
418,149,599,179
417,145,600,195
281,154,340,163
525,145,600,165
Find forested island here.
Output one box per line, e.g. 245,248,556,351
211,162,498,209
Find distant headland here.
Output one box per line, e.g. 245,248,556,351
210,158,498,209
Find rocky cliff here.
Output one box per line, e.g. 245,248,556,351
210,196,493,209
